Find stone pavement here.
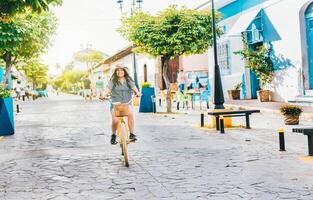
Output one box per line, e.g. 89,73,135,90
1,94,313,200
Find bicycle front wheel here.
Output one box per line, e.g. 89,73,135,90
120,122,129,167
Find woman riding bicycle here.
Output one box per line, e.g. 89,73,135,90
101,65,142,145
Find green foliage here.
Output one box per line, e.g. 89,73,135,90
0,9,57,85
280,104,303,117
51,70,87,92
234,82,242,90
234,43,274,88
0,10,57,61
140,82,152,88
0,85,11,98
63,61,75,73
0,0,62,17
19,59,48,89
119,5,222,58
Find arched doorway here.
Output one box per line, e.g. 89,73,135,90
306,3,313,88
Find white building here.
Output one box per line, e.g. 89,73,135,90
199,0,313,103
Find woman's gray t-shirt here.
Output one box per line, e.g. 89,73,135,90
108,80,135,103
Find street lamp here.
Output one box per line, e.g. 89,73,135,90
211,0,225,109
116,0,143,90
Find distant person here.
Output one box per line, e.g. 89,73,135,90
15,80,22,100
95,76,104,97
82,77,92,101
192,75,203,92
25,85,32,100
177,69,189,92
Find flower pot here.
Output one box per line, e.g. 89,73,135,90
227,90,240,100
283,115,300,125
257,90,270,102
0,97,15,136
139,87,155,113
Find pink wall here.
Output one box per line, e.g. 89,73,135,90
181,52,208,72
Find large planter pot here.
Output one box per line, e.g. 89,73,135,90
139,87,155,113
257,90,270,102
283,115,300,125
0,97,15,136
227,90,240,100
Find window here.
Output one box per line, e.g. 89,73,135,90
217,41,231,75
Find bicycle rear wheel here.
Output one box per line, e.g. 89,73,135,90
120,122,129,167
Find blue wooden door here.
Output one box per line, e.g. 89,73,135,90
250,70,260,99
306,5,313,88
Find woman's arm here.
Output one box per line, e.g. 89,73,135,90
100,87,111,100
132,86,142,97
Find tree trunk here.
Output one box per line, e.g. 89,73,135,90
2,53,13,88
162,56,172,113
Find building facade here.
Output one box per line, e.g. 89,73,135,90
200,0,313,102
92,46,158,91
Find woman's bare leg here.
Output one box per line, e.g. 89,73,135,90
127,111,134,133
111,111,119,134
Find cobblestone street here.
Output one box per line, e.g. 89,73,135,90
1,95,313,200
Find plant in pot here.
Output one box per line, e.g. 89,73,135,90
234,42,274,102
0,84,15,135
139,82,156,113
280,104,303,125
228,82,242,100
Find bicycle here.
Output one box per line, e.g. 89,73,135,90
102,97,133,167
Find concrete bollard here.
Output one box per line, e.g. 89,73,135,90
220,116,225,134
16,104,20,113
278,128,286,151
200,113,204,127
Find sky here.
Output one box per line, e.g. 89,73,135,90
42,0,208,74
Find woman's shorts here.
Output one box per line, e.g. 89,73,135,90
110,102,133,112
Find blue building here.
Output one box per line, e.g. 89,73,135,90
199,0,313,102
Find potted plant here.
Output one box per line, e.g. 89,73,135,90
280,104,303,125
0,85,15,136
235,43,274,102
228,82,242,100
139,82,155,113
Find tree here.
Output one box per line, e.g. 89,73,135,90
0,10,57,87
119,5,222,112
73,49,106,70
63,61,75,73
234,42,274,89
0,0,62,18
51,70,87,92
19,59,49,89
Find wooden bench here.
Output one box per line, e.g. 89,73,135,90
292,128,313,156
207,110,260,133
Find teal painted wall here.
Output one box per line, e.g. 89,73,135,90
0,68,3,83
219,0,264,20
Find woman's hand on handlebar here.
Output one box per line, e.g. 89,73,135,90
99,95,110,101
135,92,142,97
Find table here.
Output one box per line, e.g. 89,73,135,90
185,90,201,109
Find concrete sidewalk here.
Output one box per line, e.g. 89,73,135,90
224,99,313,121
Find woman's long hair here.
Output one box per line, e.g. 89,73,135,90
110,66,134,87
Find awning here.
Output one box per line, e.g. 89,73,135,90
226,8,261,37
